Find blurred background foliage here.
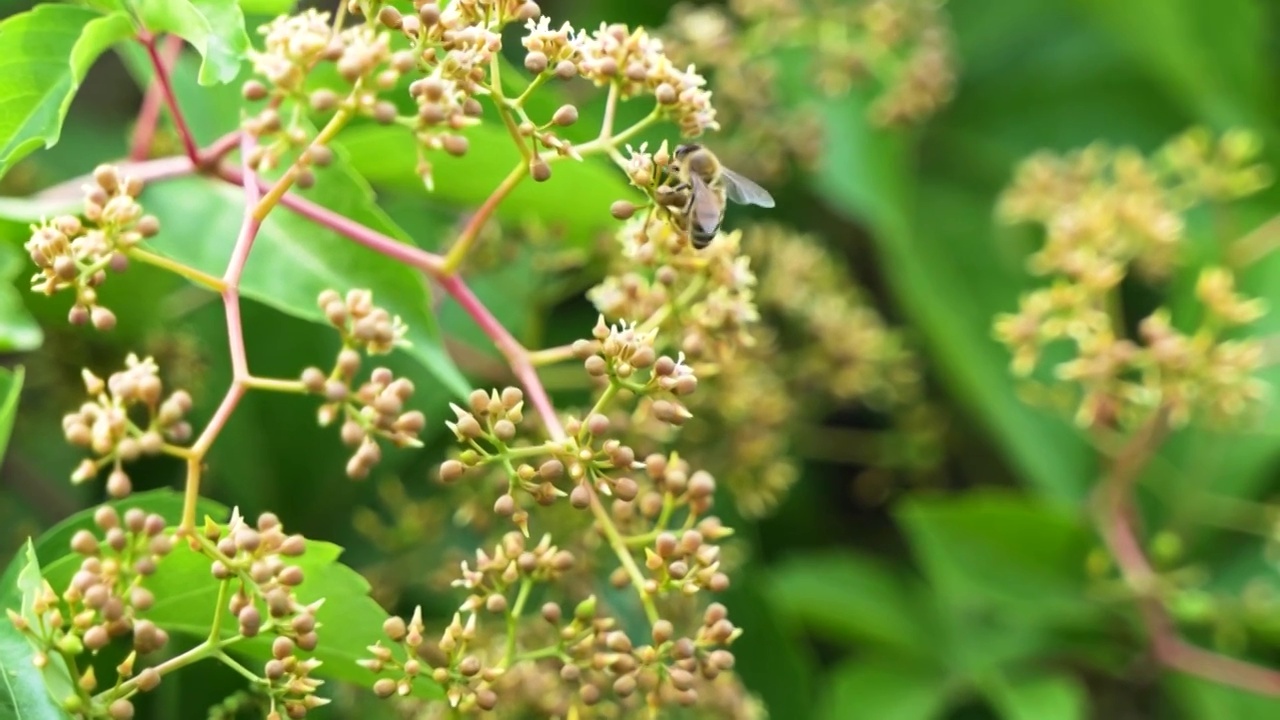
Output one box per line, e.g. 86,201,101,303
4,0,1280,718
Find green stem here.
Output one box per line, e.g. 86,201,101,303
441,162,528,274
579,381,620,443
589,492,659,625
127,248,226,292
511,73,549,108
502,578,534,668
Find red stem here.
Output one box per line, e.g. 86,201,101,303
1098,410,1280,695
436,274,566,440
129,34,185,161
138,34,200,166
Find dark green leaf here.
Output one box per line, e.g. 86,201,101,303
811,88,1096,502
0,540,76,720
817,658,950,720
719,581,817,720
983,672,1088,720
338,124,635,250
894,491,1096,622
134,163,471,398
134,0,248,85
766,551,933,655
0,5,135,177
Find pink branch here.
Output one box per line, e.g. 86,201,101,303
215,166,564,437
436,275,566,440
222,136,262,379
218,166,445,274
130,35,185,161
138,33,200,166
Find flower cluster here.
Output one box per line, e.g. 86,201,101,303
205,509,328,717
63,354,193,497
590,196,760,366
658,0,956,181
744,223,923,409
301,289,425,479
994,129,1273,429
241,0,719,193
24,165,160,330
367,590,749,716
570,23,718,137
7,505,174,719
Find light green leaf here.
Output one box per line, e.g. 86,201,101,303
983,672,1089,720
134,0,248,85
338,124,634,251
133,164,471,398
139,539,444,699
35,491,444,700
0,540,76,720
237,0,296,14
0,243,44,353
767,552,934,655
30,489,222,568
1072,0,1270,128
1164,673,1280,719
817,658,950,720
0,5,135,177
0,366,24,470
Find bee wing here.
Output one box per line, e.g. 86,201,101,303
720,167,776,208
689,173,724,234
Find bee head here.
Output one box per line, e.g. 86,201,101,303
673,143,701,160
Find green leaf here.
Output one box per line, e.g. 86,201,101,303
338,124,635,250
236,0,296,14
31,489,223,569
147,539,442,699
0,243,44,353
35,492,443,700
114,35,243,146
719,581,817,720
0,5,135,177
894,491,1096,623
766,552,933,655
134,164,471,399
1072,0,1271,128
817,658,950,720
0,540,76,720
983,673,1088,720
1164,673,1280,719
134,0,248,85
0,366,24,470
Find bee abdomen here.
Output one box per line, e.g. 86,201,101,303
691,228,718,249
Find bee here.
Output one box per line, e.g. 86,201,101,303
667,143,775,249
